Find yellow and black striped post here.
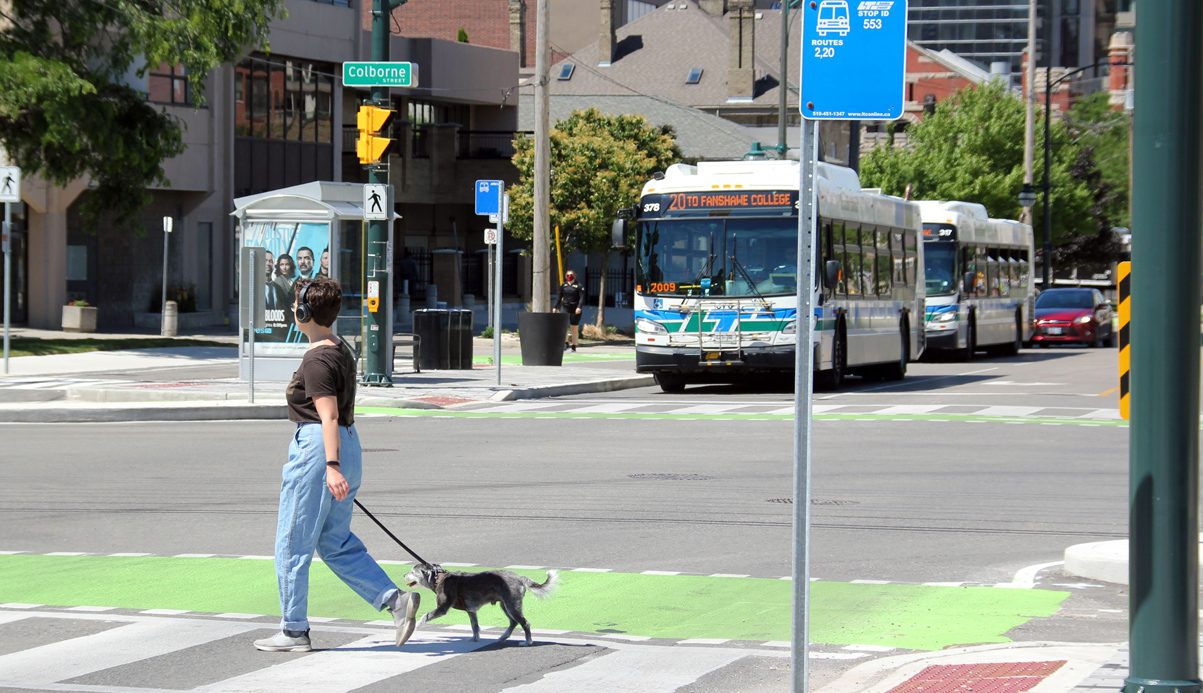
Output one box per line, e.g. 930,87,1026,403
1117,261,1130,420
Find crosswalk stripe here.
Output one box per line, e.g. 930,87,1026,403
561,403,648,414
469,402,562,414
971,406,1044,417
499,646,748,692
665,404,749,415
194,632,487,692
874,405,947,415
0,617,255,686
0,612,37,626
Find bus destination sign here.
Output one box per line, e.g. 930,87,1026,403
641,190,797,217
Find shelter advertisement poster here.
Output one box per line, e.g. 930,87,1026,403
242,221,332,355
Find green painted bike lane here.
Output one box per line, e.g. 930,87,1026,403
0,555,1067,651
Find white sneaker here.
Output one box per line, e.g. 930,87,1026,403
389,591,420,647
254,630,311,652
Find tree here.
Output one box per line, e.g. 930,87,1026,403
1065,91,1130,229
508,108,679,326
457,28,469,43
860,81,1097,249
0,0,287,228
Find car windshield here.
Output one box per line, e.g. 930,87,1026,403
636,217,800,297
1036,290,1093,309
923,243,956,296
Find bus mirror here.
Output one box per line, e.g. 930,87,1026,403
825,260,841,289
612,218,628,248
964,272,977,293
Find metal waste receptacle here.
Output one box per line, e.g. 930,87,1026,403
413,309,450,370
448,309,474,369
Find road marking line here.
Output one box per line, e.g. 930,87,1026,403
602,634,653,641
922,582,964,587
174,554,216,558
709,574,751,578
844,644,896,652
62,605,117,612
108,552,151,557
499,646,744,692
1098,386,1120,397
972,406,1044,417
642,571,682,576
0,603,42,609
680,638,731,645
505,565,547,570
44,552,87,556
812,652,869,659
571,568,613,572
211,613,263,619
850,580,891,585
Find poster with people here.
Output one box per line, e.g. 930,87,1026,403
242,221,332,352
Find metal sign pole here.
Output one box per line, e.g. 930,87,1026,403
495,195,507,386
792,118,818,693
3,203,10,375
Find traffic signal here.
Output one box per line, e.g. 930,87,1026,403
356,104,397,164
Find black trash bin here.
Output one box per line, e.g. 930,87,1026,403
447,309,474,369
413,309,450,370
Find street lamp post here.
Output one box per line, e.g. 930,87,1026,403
1040,60,1130,289
777,0,802,155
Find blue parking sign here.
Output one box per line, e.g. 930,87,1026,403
799,0,908,120
475,180,503,216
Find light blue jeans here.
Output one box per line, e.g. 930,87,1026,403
275,422,399,632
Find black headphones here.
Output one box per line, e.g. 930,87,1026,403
295,280,313,324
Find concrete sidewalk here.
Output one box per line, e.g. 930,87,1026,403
0,335,650,423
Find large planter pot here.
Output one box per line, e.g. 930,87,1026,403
518,311,570,366
62,305,98,333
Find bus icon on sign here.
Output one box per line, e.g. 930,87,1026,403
816,0,850,36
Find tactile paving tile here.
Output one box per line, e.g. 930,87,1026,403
887,661,1067,693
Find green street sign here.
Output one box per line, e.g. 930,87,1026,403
342,62,418,88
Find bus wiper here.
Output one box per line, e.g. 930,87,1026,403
693,232,718,289
730,236,768,308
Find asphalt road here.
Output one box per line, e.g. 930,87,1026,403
0,345,1134,692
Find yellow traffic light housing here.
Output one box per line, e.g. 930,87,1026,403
356,105,397,164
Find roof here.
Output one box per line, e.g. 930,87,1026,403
548,3,800,111
231,182,374,221
517,93,758,160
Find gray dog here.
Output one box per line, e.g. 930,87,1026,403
403,564,559,646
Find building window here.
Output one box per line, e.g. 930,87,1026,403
558,64,576,80
234,54,334,144
148,63,190,105
686,68,703,84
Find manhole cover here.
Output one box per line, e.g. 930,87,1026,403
767,498,859,505
361,448,398,453
628,473,713,481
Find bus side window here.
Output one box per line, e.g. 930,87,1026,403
844,225,861,296
821,220,835,297
904,229,917,286
875,227,891,296
858,227,873,297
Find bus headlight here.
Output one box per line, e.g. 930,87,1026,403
782,320,797,334
636,317,668,335
933,311,956,323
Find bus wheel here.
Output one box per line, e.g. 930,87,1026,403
655,373,686,393
817,327,846,391
999,312,1022,357
958,318,976,362
882,324,908,381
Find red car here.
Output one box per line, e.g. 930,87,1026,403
1030,288,1115,347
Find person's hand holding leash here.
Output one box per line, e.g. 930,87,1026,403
326,465,349,501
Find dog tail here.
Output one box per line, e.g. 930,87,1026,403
528,570,559,600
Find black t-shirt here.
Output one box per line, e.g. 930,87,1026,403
557,281,584,309
286,340,357,426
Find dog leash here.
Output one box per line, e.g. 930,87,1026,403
353,499,434,568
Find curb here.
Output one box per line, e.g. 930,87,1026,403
1063,535,1203,586
490,375,656,401
2,403,288,423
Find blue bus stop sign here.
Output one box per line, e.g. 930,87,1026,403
475,180,503,216
799,0,908,120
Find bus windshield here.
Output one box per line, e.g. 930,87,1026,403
924,243,957,296
636,217,799,297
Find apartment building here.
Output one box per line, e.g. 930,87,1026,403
7,0,520,330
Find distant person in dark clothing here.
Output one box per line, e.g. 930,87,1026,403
555,270,585,352
397,251,419,296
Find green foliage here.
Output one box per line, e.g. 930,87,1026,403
1066,91,1130,230
0,0,287,228
480,325,493,339
860,81,1096,246
507,109,679,323
457,28,469,43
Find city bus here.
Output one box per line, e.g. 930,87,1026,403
615,159,926,392
918,200,1034,359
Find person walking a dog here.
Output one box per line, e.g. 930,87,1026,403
555,270,585,352
255,276,420,653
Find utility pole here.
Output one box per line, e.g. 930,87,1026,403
1020,0,1036,225
1125,3,1203,693
532,0,551,313
363,0,402,386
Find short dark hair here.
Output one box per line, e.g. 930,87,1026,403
295,277,342,327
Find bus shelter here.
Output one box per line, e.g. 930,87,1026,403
231,181,392,382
